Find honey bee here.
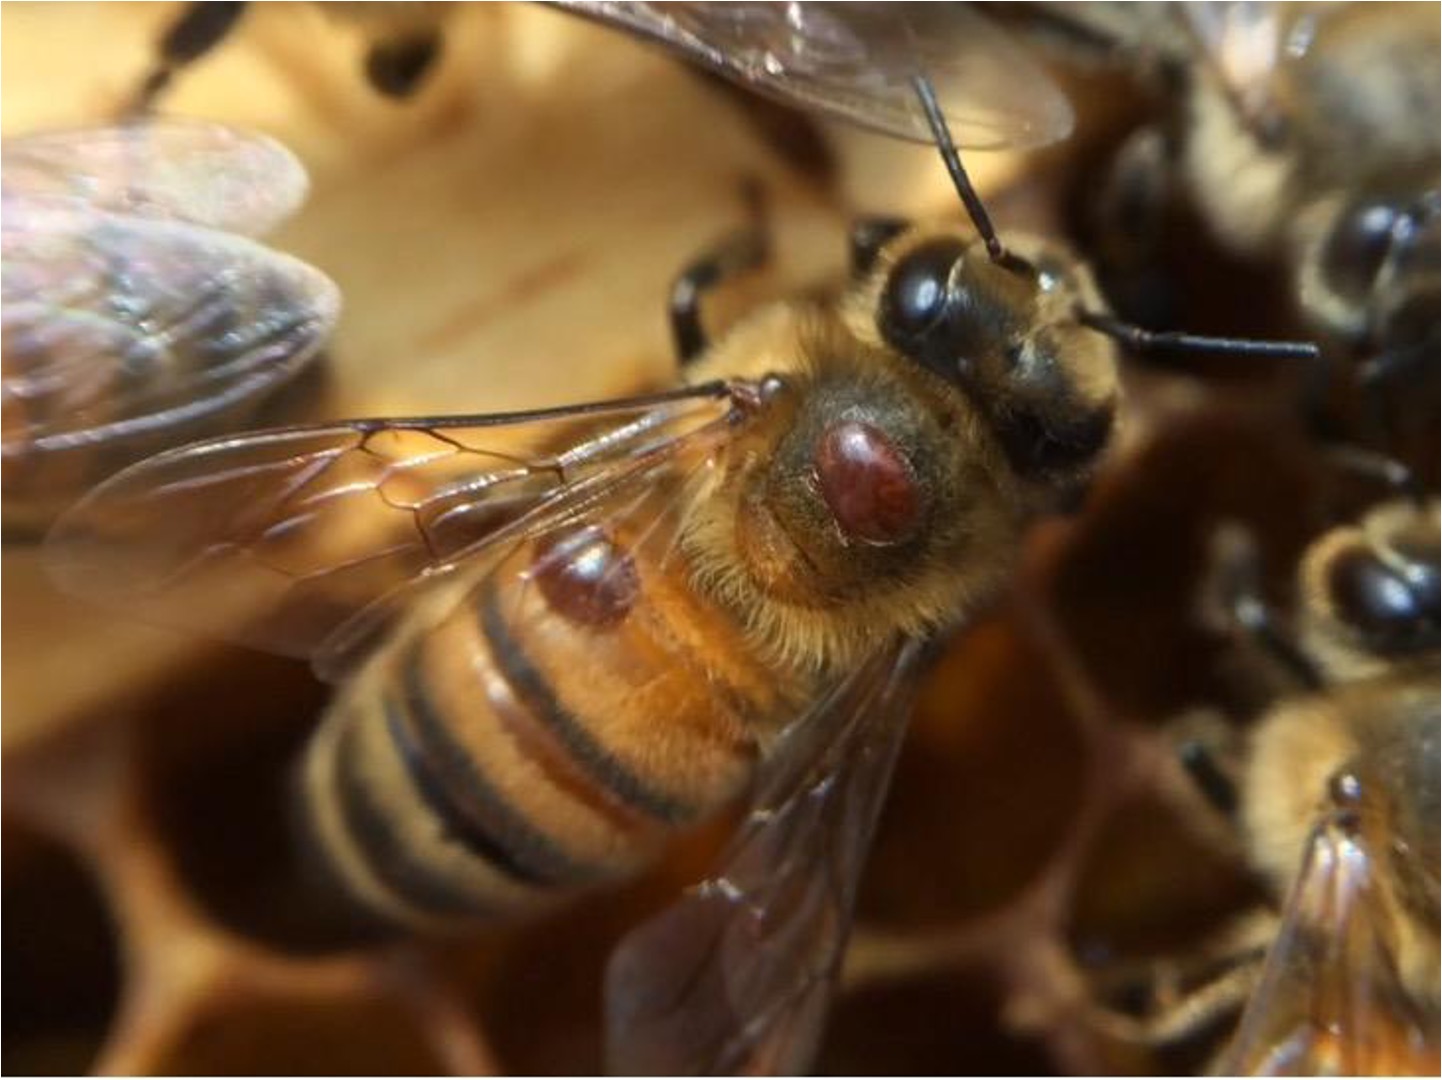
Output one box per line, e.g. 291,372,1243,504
1014,2,1439,423
1,118,340,535
46,8,1317,1073
130,2,459,110
1182,4,1439,392
1092,464,1439,1073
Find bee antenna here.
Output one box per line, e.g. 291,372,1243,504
1322,444,1426,506
1077,310,1321,361
911,73,1019,271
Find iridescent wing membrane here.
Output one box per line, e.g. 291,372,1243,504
3,120,311,234
45,382,753,680
1180,2,1290,125
2,119,340,532
1221,813,1441,1075
605,638,926,1075
553,1,1074,150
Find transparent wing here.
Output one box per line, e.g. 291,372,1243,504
1221,814,1440,1075
1182,2,1290,118
555,2,1074,150
44,382,755,679
2,199,340,454
605,637,927,1075
1,119,310,237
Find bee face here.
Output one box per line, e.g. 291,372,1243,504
1301,499,1441,669
868,230,1120,489
1298,189,1442,343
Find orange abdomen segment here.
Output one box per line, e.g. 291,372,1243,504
300,523,789,928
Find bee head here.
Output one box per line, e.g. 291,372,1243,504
1302,498,1441,666
884,72,1316,508
873,231,1119,494
1299,190,1441,346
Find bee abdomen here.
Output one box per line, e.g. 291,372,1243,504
301,529,775,928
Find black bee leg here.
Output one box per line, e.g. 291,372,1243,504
1172,710,1241,818
1207,523,1324,691
364,30,445,99
1179,741,1238,816
849,216,910,278
129,1,247,115
670,196,771,367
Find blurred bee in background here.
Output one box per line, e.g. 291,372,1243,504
130,2,459,110
129,1,1079,149
1003,2,1439,453
1089,455,1439,1073
48,5,1318,1074
1,119,340,535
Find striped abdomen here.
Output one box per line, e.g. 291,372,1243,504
301,522,793,929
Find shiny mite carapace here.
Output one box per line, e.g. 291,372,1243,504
1,119,340,535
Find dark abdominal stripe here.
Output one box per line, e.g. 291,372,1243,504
332,712,502,917
391,653,593,887
477,578,697,825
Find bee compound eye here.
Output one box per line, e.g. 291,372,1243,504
1327,547,1438,652
879,239,965,345
1322,199,1403,301
814,421,922,546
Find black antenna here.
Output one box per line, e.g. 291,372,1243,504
911,71,1323,365
1077,310,1321,361
911,74,1013,268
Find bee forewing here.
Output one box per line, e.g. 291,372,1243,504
1183,2,1287,99
604,639,925,1075
556,1,1074,150
43,385,747,678
1,119,310,237
2,200,340,457
1221,814,1440,1075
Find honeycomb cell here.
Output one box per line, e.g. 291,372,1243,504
155,992,453,1075
2,822,122,1076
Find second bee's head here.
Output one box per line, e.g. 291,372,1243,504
1299,497,1441,679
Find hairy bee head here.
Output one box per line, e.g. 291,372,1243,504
1297,190,1441,346
1299,498,1441,677
861,228,1120,498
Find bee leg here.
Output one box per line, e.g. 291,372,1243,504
1087,913,1275,1054
1087,954,1264,1051
669,214,771,366
849,217,910,277
1206,523,1324,691
364,30,445,99
1172,710,1242,818
128,1,248,115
